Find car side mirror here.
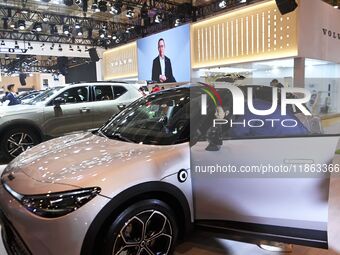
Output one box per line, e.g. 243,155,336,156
54,97,66,107
205,126,223,151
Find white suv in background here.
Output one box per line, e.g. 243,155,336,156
0,81,142,160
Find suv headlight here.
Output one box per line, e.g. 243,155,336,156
20,187,101,218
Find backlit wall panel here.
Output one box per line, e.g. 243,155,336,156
103,42,138,80
191,0,298,69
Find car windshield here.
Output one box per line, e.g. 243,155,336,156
99,88,190,145
28,87,64,105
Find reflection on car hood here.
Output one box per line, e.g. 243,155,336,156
0,103,43,116
3,132,188,196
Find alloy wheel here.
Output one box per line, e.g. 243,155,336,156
7,132,35,157
112,209,173,255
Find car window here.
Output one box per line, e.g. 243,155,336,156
112,86,127,99
94,86,114,101
29,87,63,105
58,87,89,104
100,89,190,145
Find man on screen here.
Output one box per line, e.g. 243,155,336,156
152,38,176,83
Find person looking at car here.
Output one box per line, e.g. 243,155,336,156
4,84,21,106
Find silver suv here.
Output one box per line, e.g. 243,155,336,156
0,82,142,160
0,85,339,255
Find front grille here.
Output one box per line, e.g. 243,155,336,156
0,211,32,255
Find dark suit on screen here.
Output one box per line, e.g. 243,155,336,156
151,56,176,83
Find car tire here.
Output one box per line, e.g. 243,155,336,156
0,128,40,161
101,199,178,255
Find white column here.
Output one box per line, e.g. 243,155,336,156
96,59,103,81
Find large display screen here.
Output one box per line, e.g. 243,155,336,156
137,24,190,83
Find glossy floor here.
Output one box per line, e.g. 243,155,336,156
0,229,338,255
175,232,339,255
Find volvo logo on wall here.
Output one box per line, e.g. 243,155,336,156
111,58,133,67
322,28,340,40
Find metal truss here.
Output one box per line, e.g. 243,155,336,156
0,0,264,48
0,4,139,46
0,55,90,74
0,5,136,30
0,29,95,45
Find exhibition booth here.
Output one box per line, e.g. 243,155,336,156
103,0,340,118
2,0,340,254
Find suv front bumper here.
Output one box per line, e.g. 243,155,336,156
0,183,110,255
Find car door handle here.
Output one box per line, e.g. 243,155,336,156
118,104,126,110
80,107,90,113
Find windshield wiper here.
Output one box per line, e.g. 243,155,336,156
109,133,136,143
96,129,108,138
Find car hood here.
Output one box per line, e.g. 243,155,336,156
2,132,189,196
0,103,43,116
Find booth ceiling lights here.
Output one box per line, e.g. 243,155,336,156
18,19,25,30
99,29,106,38
154,14,163,23
77,28,83,36
91,0,99,12
0,0,261,48
219,0,227,9
33,22,43,32
110,1,122,15
42,15,49,22
63,25,70,35
20,9,28,14
126,7,135,19
174,18,182,27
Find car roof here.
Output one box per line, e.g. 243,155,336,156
154,83,278,95
65,82,135,87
